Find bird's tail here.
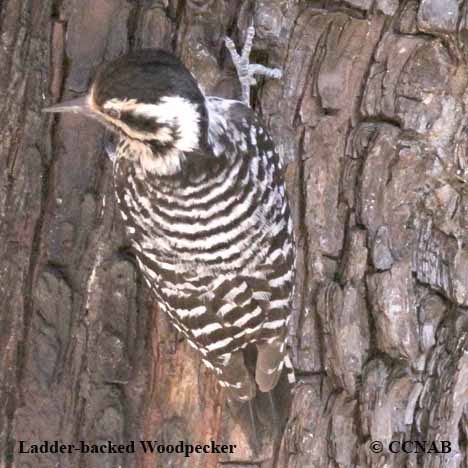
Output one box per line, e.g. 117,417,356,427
255,339,289,393
213,351,256,402
220,345,294,455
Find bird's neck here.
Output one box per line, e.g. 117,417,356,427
116,136,185,177
117,135,220,180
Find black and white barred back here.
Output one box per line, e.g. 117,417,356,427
113,97,295,401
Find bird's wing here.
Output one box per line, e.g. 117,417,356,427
206,96,285,172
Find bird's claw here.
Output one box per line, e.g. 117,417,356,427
225,26,282,107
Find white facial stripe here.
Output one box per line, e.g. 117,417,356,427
102,97,138,111
101,96,201,152
133,96,201,151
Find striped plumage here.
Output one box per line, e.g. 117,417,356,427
44,49,295,402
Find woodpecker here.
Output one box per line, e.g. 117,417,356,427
45,28,295,403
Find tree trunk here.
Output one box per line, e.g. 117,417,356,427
1,0,468,466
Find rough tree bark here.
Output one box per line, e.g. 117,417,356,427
1,0,468,467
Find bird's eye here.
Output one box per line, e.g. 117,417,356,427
106,108,120,119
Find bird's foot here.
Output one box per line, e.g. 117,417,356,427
224,25,282,107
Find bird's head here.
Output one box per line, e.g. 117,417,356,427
45,50,209,170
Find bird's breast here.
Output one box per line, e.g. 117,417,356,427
113,144,284,278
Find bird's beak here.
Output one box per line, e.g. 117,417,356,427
43,95,93,115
